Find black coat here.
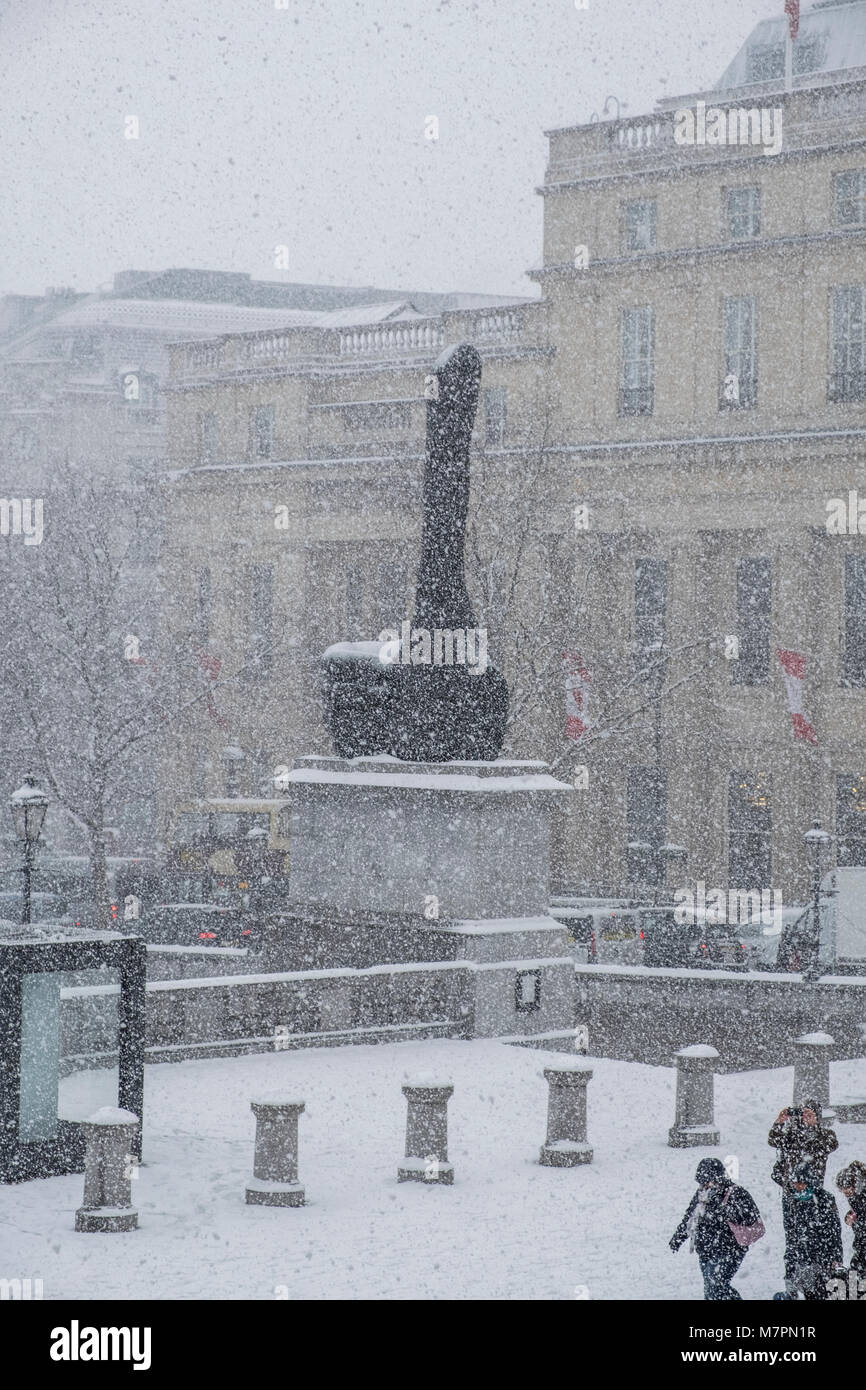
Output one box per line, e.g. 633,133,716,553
846,1190,866,1272
784,1188,843,1273
671,1182,761,1262
768,1116,838,1189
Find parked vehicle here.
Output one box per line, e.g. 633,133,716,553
640,908,748,970
135,901,245,947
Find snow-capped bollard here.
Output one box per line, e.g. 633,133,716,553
74,1107,140,1232
397,1080,454,1185
668,1045,720,1148
538,1061,593,1166
245,1097,305,1207
793,1031,835,1112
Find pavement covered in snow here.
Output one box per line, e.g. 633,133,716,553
3,1039,865,1300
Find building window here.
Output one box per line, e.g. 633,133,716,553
197,411,219,463
726,186,761,242
634,557,667,666
623,199,657,253
733,557,771,685
728,773,772,887
830,286,866,402
515,969,541,1013
339,401,411,433
626,767,667,888
620,307,654,415
194,567,211,650
721,295,758,409
483,386,507,447
836,775,866,866
834,171,866,228
843,554,866,685
222,747,245,799
745,43,785,84
244,564,274,679
250,404,275,459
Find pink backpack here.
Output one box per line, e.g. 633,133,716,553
723,1186,766,1247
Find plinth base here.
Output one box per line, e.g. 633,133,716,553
835,1097,866,1123
245,1178,305,1207
75,1206,138,1232
397,1157,454,1185
668,1127,720,1149
539,1141,593,1167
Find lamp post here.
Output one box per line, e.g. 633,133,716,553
803,818,831,982
10,776,49,925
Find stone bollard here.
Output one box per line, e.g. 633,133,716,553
397,1080,454,1185
793,1031,835,1113
74,1107,140,1232
245,1096,305,1207
539,1061,593,1166
668,1045,720,1148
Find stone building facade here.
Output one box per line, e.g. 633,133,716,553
158,1,866,906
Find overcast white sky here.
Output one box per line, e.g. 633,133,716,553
0,0,787,299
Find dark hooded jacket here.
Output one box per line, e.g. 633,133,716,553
670,1180,761,1262
785,1184,843,1277
768,1110,838,1189
846,1188,866,1272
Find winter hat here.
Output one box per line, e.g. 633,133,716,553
837,1161,866,1194
696,1158,727,1186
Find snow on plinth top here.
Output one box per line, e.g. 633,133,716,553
250,1094,306,1109
676,1044,719,1059
85,1107,140,1127
795,1031,835,1046
403,1074,453,1090
286,755,570,794
543,1059,593,1073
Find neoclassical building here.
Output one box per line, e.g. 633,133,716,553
158,0,866,905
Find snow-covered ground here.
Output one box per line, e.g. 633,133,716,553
3,1040,866,1300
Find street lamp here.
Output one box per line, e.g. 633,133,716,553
9,776,48,925
803,818,831,982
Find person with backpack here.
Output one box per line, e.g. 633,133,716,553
773,1160,844,1300
669,1157,765,1300
835,1160,866,1274
768,1102,839,1298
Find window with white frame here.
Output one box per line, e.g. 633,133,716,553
250,404,276,459
726,186,761,241
830,286,866,402
721,295,757,409
483,386,507,446
620,306,654,415
835,170,866,228
623,199,657,253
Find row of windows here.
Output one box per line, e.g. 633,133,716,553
627,769,866,887
620,284,866,413
618,172,866,258
195,388,509,461
634,553,866,687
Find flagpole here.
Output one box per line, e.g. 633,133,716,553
785,29,793,93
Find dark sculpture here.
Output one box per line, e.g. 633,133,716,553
321,343,509,761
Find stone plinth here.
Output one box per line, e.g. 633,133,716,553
668,1045,720,1148
74,1107,140,1232
285,757,569,921
245,1096,305,1207
793,1031,835,1113
539,1062,593,1166
279,757,575,1046
398,1080,454,1185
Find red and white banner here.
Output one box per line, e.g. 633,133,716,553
197,650,228,730
785,0,799,41
776,648,817,744
563,651,591,741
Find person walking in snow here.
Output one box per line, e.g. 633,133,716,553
768,1102,839,1298
768,1102,839,1188
669,1157,764,1300
835,1160,866,1274
773,1160,844,1300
